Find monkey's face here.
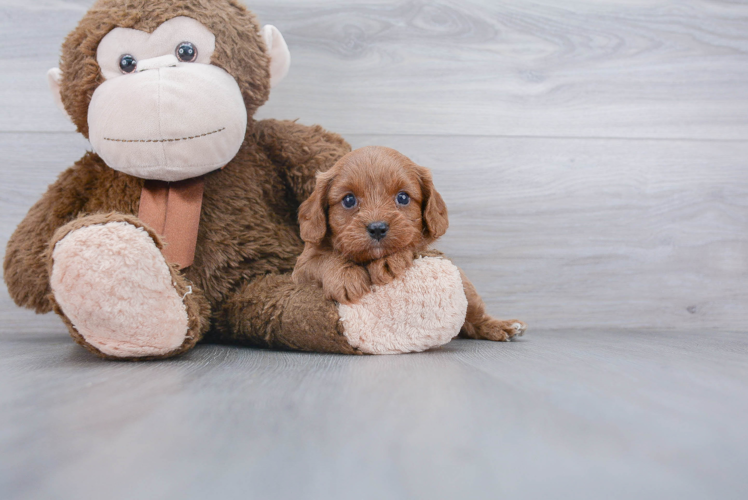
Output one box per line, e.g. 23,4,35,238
87,17,246,181
50,2,290,182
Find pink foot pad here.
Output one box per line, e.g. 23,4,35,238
338,257,468,354
50,222,189,358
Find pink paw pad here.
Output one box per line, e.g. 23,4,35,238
50,222,189,357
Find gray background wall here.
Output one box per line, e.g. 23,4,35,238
1,0,746,333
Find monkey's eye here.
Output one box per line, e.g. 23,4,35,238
119,54,137,74
176,42,198,62
396,192,410,206
342,194,357,209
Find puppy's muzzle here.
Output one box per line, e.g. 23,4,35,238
367,221,389,241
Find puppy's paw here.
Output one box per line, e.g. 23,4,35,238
368,251,414,286
324,264,372,305
473,318,528,342
510,321,528,337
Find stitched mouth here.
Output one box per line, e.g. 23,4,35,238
104,127,226,143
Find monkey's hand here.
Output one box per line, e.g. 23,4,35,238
367,250,415,287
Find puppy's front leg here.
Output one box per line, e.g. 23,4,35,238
458,269,527,341
367,249,415,286
323,259,371,305
294,246,372,304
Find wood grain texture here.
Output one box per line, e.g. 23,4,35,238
1,331,747,500
1,0,748,139
256,0,748,139
1,133,745,331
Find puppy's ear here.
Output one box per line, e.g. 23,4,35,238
299,170,333,244
415,165,449,242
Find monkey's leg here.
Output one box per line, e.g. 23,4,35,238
215,256,468,355
213,273,360,354
48,213,210,360
457,269,527,342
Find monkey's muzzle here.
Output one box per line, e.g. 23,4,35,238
87,60,247,182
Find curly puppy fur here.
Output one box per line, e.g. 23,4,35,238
293,146,526,341
293,146,446,303
3,0,360,357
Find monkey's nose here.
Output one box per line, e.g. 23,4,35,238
367,221,389,241
136,54,179,72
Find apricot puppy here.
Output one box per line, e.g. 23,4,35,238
293,146,526,342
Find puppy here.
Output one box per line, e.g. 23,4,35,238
293,146,526,342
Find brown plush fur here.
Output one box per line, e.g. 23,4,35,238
293,146,526,341
59,0,271,138
3,0,359,357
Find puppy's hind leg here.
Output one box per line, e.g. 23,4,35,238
458,270,527,341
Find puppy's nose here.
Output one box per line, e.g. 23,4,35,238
367,221,389,241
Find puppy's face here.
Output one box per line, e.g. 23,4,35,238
299,146,448,263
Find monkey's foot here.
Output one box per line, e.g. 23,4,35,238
50,216,202,360
338,257,468,354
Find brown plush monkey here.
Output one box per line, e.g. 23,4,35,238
3,0,499,360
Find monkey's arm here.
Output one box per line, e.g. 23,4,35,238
254,119,351,204
4,156,96,313
213,273,361,354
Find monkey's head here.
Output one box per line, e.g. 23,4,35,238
48,0,290,182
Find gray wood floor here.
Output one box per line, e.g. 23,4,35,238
2,330,747,500
1,1,747,499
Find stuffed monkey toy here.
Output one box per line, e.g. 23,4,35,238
3,0,489,360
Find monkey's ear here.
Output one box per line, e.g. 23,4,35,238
298,173,332,244
47,68,72,122
261,25,290,88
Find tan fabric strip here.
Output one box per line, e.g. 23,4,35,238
161,177,205,269
138,177,204,269
138,180,169,235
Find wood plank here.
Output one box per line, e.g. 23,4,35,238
1,330,746,499
1,0,748,139
0,0,88,134
352,134,748,331
1,132,745,332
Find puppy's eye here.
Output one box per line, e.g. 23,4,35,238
342,194,357,209
396,192,410,206
119,54,137,73
176,42,198,62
